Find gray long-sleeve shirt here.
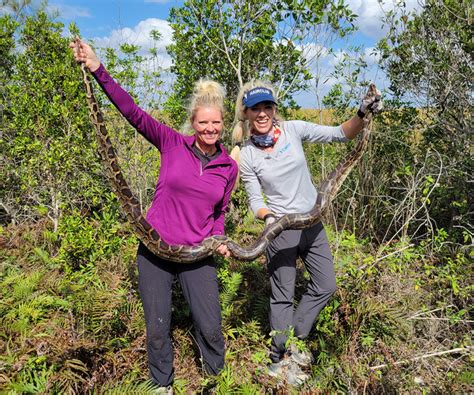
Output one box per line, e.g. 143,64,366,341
240,120,348,217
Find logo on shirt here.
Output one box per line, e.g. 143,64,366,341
278,143,291,155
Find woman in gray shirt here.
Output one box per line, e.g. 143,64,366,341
232,81,382,385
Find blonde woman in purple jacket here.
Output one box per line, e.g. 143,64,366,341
71,40,238,391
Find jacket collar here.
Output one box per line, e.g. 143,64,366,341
183,134,234,167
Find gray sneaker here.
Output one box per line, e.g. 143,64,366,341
286,359,309,386
267,358,291,378
267,358,309,386
154,386,173,394
289,343,314,367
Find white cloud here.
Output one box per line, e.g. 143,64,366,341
81,10,397,108
364,46,381,64
345,0,424,39
301,43,331,63
92,18,174,68
289,0,422,108
329,50,347,66
82,18,177,108
47,3,91,19
0,1,91,19
294,44,390,108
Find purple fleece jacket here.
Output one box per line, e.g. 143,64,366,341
92,64,238,246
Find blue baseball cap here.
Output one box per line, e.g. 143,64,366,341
242,87,277,108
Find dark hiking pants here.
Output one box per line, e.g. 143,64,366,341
137,243,225,386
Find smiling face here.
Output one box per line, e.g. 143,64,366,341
191,106,223,152
244,101,277,135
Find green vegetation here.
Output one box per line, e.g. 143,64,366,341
1,0,472,393
166,0,356,129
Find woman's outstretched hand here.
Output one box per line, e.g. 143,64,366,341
69,38,101,73
359,85,383,116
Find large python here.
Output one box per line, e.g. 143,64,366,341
77,51,376,263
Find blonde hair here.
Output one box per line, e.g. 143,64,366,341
232,79,281,143
181,79,226,135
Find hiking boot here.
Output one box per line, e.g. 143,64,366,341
267,358,291,378
267,358,309,386
286,360,310,386
154,386,173,394
289,343,314,367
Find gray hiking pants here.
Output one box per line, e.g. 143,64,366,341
137,243,225,386
266,222,337,362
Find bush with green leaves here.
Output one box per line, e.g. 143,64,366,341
378,0,472,245
1,12,107,228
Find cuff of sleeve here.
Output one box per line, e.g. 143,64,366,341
338,125,351,142
91,63,106,78
263,212,276,221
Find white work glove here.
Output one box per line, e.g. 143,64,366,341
358,85,383,118
263,212,277,227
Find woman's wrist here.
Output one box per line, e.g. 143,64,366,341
89,61,101,73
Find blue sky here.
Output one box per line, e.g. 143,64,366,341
7,0,422,107
48,0,400,43
49,0,182,37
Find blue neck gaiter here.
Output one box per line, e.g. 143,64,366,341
250,133,275,148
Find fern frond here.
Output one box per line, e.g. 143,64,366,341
251,295,269,322
220,272,243,310
32,247,54,265
100,379,158,394
12,271,43,301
